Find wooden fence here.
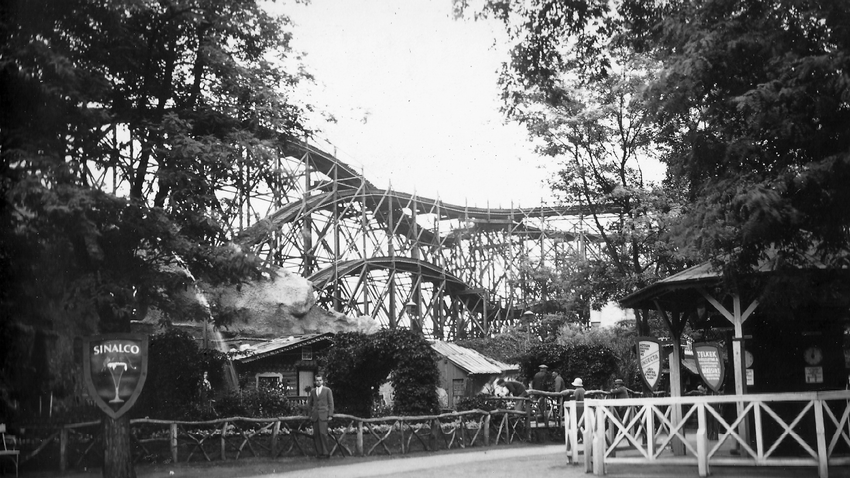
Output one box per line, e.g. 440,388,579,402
11,403,536,474
562,390,850,478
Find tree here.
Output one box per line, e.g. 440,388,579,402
460,0,850,303
324,329,440,418
1,0,311,475
458,0,687,330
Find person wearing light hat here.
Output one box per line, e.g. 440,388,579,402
570,377,586,439
571,378,586,402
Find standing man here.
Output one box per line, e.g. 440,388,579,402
531,364,550,422
552,371,566,393
308,375,334,459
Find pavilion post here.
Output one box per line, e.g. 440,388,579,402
700,289,758,450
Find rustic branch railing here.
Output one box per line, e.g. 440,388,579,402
564,391,850,478
11,408,530,473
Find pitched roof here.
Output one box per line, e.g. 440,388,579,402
232,333,334,363
430,340,518,375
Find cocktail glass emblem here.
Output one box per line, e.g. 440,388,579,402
107,362,128,403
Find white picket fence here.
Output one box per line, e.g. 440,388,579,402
564,390,850,477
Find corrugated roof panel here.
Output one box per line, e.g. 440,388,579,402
234,333,333,363
430,341,517,375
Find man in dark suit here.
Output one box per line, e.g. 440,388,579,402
308,375,334,458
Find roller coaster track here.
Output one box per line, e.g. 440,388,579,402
82,123,614,339
232,138,618,340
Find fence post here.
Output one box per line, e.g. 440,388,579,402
526,398,532,442
400,418,405,454
484,413,490,447
356,420,364,456
814,399,828,478
220,421,227,460
697,402,708,477
271,421,280,457
59,427,68,473
430,418,439,451
170,423,178,464
584,403,593,473
593,404,605,475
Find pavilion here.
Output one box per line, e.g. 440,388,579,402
619,250,850,452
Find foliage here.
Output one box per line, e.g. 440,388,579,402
215,386,294,419
461,0,850,306
557,321,643,390
455,394,500,412
457,328,532,364
517,342,618,390
133,328,228,420
1,0,312,409
457,2,690,330
324,329,440,418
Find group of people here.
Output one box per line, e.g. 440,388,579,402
493,365,587,416
492,365,642,421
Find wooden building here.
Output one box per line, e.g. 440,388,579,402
230,333,334,396
430,341,518,407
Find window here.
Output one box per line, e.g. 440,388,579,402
256,373,282,390
452,379,465,406
301,346,313,361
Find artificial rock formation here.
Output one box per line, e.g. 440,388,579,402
141,267,380,339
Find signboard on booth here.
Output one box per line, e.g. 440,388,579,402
636,337,662,391
694,342,725,393
83,334,148,419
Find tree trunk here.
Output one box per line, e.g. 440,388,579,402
103,414,135,478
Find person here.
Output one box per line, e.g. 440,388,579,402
531,364,550,421
609,378,637,423
308,375,334,459
496,378,528,412
552,371,566,393
610,378,637,399
569,377,586,442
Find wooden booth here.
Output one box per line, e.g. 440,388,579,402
619,254,850,455
430,341,518,408
230,333,334,396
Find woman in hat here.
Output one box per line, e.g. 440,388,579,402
569,377,586,441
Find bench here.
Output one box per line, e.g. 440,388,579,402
0,424,18,477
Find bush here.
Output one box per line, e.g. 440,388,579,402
519,342,618,390
325,329,440,418
133,328,228,420
215,386,294,418
455,394,500,412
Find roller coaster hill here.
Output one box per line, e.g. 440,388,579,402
225,138,614,341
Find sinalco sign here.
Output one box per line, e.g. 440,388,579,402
83,334,148,419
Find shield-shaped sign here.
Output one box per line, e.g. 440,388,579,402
83,334,148,419
693,342,725,393
636,337,662,391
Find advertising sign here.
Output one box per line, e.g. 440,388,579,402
694,342,725,393
636,337,662,391
83,334,148,419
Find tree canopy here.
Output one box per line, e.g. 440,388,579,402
1,0,311,408
458,0,850,302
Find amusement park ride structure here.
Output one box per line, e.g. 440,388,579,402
231,139,612,340
86,130,611,340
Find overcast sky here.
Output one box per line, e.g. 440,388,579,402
277,0,556,208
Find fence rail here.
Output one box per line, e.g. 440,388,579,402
11,407,532,473
563,391,850,478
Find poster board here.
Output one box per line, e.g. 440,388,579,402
693,342,725,393
636,337,662,391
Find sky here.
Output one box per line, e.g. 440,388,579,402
275,0,556,208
